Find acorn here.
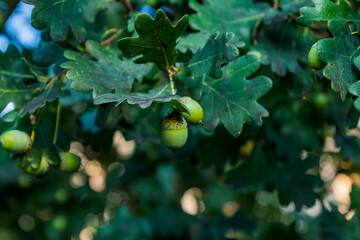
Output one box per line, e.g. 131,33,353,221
0,130,32,154
23,156,50,175
308,43,326,70
180,96,204,125
161,111,188,150
58,151,81,173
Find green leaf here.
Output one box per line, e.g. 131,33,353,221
298,0,360,31
27,148,43,169
42,145,61,166
117,10,189,69
262,0,311,23
31,103,68,150
17,80,70,117
279,0,311,14
120,104,163,144
351,185,360,215
227,146,321,209
250,23,313,76
274,156,321,209
177,32,211,54
226,145,268,193
32,41,66,68
321,206,360,239
189,0,268,44
335,133,360,165
349,80,360,112
0,45,39,111
185,32,239,81
299,0,360,100
127,12,141,37
23,0,108,42
61,40,151,98
199,54,272,137
349,57,360,111
94,81,188,112
316,33,360,100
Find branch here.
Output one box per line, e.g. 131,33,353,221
101,29,123,46
273,0,279,9
117,0,133,12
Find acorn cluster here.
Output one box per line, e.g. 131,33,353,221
0,130,81,176
161,96,203,150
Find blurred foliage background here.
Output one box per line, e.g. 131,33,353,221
1,0,360,240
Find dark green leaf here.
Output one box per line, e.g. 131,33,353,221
0,45,38,111
199,54,272,137
94,81,188,112
227,146,321,209
274,156,321,209
28,148,43,169
177,32,211,54
316,33,360,100
349,58,360,111
298,0,360,30
335,133,360,164
17,80,69,117
185,32,239,80
250,23,313,76
23,0,108,42
61,40,151,98
42,146,61,166
189,0,269,44
117,10,189,69
297,0,360,100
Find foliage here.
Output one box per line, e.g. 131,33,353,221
0,0,360,239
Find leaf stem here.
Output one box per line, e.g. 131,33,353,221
53,99,61,145
30,109,42,143
101,29,123,46
117,0,133,12
273,0,279,9
0,87,43,93
168,70,175,95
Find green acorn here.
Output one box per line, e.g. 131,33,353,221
0,130,32,154
180,97,204,125
23,156,50,176
58,151,81,173
308,43,326,70
161,111,188,150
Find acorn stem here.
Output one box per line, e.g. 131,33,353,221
53,99,61,145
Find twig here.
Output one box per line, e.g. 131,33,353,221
117,0,133,12
273,0,279,9
45,68,70,90
101,29,123,46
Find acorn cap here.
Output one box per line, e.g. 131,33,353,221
161,111,187,130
